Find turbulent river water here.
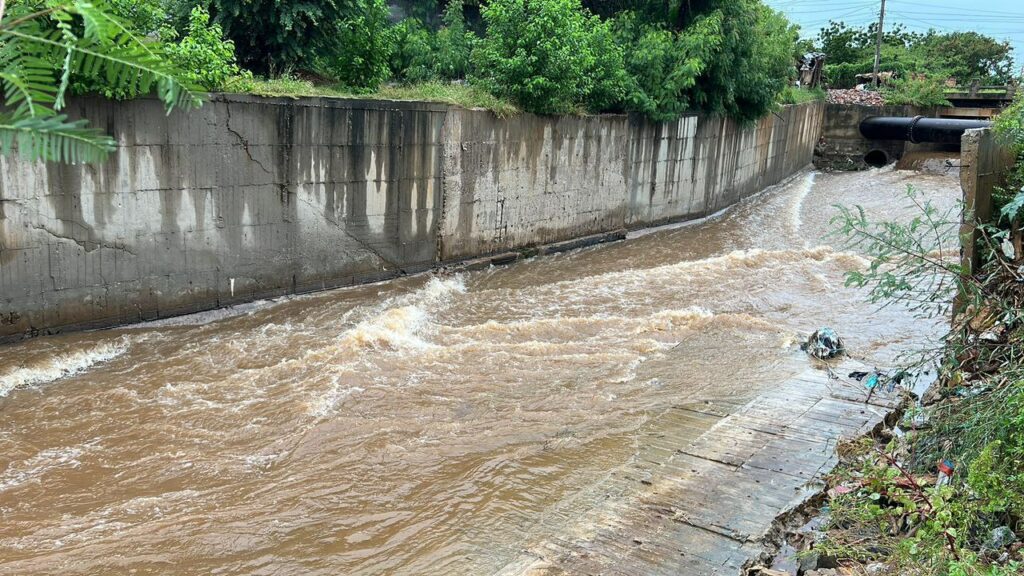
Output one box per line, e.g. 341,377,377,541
0,167,959,575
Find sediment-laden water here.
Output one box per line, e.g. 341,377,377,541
0,167,959,575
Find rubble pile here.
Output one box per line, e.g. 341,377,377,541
826,89,885,106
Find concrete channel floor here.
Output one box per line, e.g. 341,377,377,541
497,360,900,575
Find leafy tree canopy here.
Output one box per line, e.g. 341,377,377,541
811,20,1015,88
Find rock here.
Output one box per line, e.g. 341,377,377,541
769,542,799,574
865,563,888,575
985,526,1018,550
827,89,885,106
797,550,820,573
748,566,792,576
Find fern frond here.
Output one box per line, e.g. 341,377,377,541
0,0,200,164
0,112,116,164
3,28,202,111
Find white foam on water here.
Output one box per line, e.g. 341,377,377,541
338,275,466,351
0,444,90,493
789,172,817,240
308,377,366,418
539,246,870,296
128,298,283,329
0,337,130,398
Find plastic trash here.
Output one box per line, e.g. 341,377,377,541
985,526,1018,550
865,372,880,389
802,328,845,359
936,459,955,487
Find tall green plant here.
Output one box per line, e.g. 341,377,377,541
472,0,596,114
613,11,721,122
432,0,474,81
472,0,627,115
881,76,953,107
688,1,797,122
206,0,355,75
0,0,199,164
163,6,249,91
321,0,395,89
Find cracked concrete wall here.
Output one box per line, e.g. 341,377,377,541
0,95,446,340
0,98,822,341
441,102,824,261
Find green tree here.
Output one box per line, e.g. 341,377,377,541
0,0,198,164
163,6,249,91
320,0,395,89
583,17,629,112
922,31,1014,84
690,1,798,122
205,0,355,75
472,0,597,114
390,17,435,82
107,0,168,36
432,0,475,81
614,11,721,122
814,20,1015,87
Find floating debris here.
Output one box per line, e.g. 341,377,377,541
802,328,845,359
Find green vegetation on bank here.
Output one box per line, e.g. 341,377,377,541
247,77,520,117
881,77,953,108
814,97,1024,575
778,86,826,106
802,21,1016,90
801,19,1016,108
4,0,814,123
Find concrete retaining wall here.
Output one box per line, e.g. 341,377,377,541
0,96,823,341
441,104,822,260
814,103,921,170
960,128,1017,276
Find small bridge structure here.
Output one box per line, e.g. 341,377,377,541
941,82,1017,118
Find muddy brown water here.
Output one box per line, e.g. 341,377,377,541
0,168,959,575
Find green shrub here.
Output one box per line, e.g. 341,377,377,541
882,76,953,107
321,0,396,89
207,0,356,75
107,0,169,36
583,18,629,113
391,2,476,83
824,61,870,88
163,7,251,92
390,18,436,82
968,440,1024,519
432,1,475,81
614,12,721,122
689,1,797,123
472,0,599,115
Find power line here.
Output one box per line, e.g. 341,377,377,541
886,0,1024,18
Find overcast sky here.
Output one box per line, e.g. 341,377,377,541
764,0,1024,72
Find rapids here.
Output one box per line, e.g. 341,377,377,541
0,167,959,575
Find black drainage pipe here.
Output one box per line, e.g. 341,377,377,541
860,116,991,144
864,149,889,167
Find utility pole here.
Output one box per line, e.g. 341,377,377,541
872,0,886,88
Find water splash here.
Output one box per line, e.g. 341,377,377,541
338,275,466,351
0,337,130,397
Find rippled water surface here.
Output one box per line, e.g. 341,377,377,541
0,167,959,574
